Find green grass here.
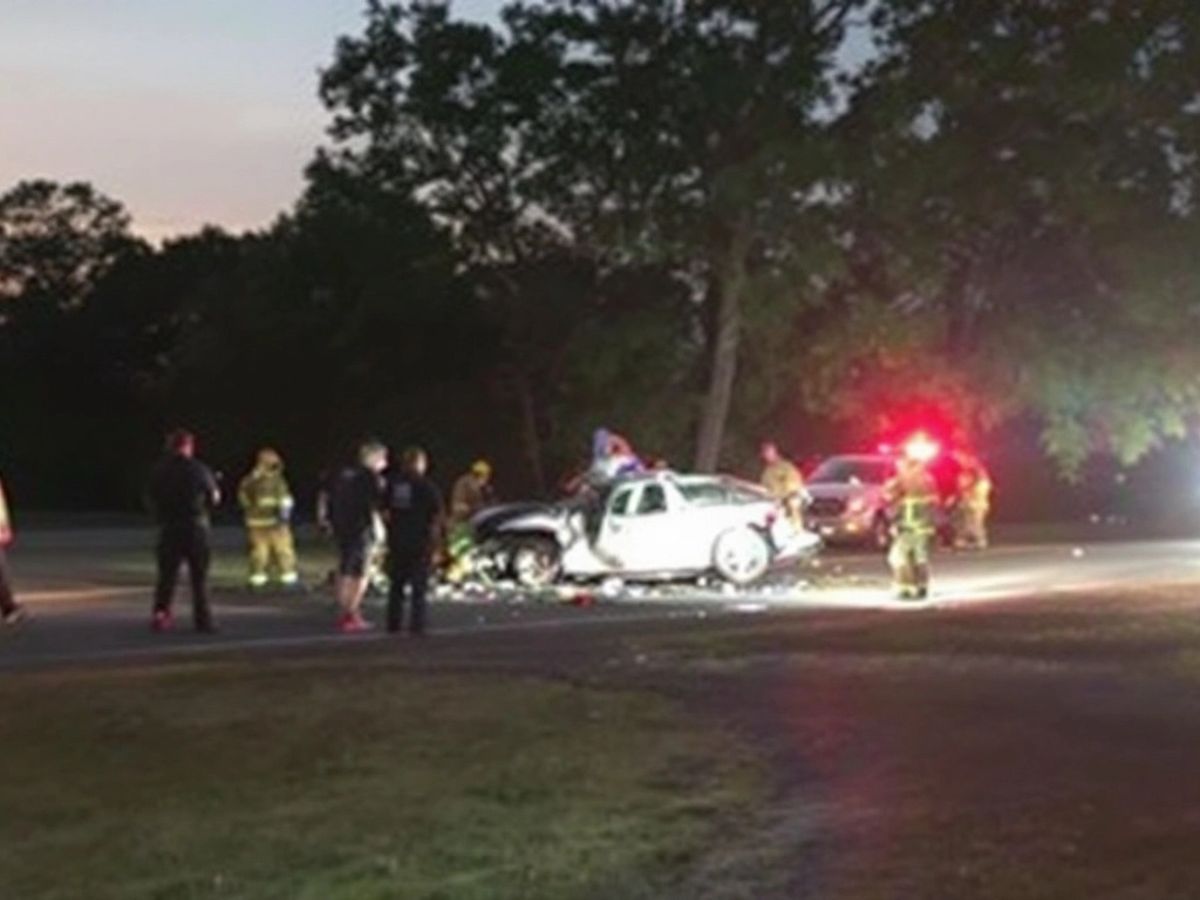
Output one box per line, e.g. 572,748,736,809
0,661,763,900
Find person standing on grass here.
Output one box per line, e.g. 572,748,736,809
382,447,443,636
0,475,29,626
147,429,221,633
328,440,388,633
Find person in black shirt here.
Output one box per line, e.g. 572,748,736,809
147,429,221,632
328,440,388,632
382,446,443,635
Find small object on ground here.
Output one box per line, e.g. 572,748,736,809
731,603,768,614
1,605,28,627
572,592,596,608
600,577,624,599
1072,547,1086,559
150,609,174,633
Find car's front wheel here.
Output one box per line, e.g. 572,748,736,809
509,537,563,589
713,527,771,585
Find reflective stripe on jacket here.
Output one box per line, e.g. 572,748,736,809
238,469,294,528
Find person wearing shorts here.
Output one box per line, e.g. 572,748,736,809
327,441,388,632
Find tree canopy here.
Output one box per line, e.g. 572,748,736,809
2,0,1198,509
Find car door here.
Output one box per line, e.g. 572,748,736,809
596,482,690,573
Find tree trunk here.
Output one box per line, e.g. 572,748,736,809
514,371,548,496
694,230,749,472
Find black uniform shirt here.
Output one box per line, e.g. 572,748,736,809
149,454,220,528
382,471,443,552
328,465,383,539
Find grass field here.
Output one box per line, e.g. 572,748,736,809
0,660,763,900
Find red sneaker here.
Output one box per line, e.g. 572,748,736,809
151,609,174,633
337,612,372,633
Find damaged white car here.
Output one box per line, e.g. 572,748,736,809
472,473,821,588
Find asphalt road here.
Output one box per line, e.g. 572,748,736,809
2,528,1198,670
7,530,1200,897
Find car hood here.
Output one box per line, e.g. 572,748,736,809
807,482,881,500
472,501,561,537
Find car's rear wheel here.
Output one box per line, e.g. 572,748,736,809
509,537,562,589
713,527,771,585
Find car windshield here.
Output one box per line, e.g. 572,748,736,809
676,478,765,507
809,458,893,486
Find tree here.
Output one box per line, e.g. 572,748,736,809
318,0,865,473
0,180,150,506
817,0,1200,473
0,180,139,312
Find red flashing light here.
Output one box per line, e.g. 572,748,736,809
903,432,941,464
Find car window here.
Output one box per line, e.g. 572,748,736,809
676,481,729,507
723,480,770,504
609,487,635,516
636,484,668,515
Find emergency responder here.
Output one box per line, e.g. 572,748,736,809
0,474,28,626
882,454,940,600
382,447,444,636
587,428,643,487
760,441,806,528
951,451,993,550
147,429,221,632
237,448,300,589
327,440,388,632
445,460,494,582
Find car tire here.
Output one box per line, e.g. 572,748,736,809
713,527,771,585
509,537,562,589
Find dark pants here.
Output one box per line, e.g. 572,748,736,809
155,524,213,628
0,545,17,616
386,546,430,634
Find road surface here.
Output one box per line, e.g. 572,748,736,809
2,528,1198,669
7,529,1200,897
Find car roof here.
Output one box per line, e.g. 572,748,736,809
611,472,758,490
817,454,894,464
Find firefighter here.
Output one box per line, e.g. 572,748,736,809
951,451,993,550
883,454,940,600
237,448,299,589
0,474,28,626
445,460,494,583
760,441,806,528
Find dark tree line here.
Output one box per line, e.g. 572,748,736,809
2,0,1198,510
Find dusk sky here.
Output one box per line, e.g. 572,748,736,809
0,0,503,240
